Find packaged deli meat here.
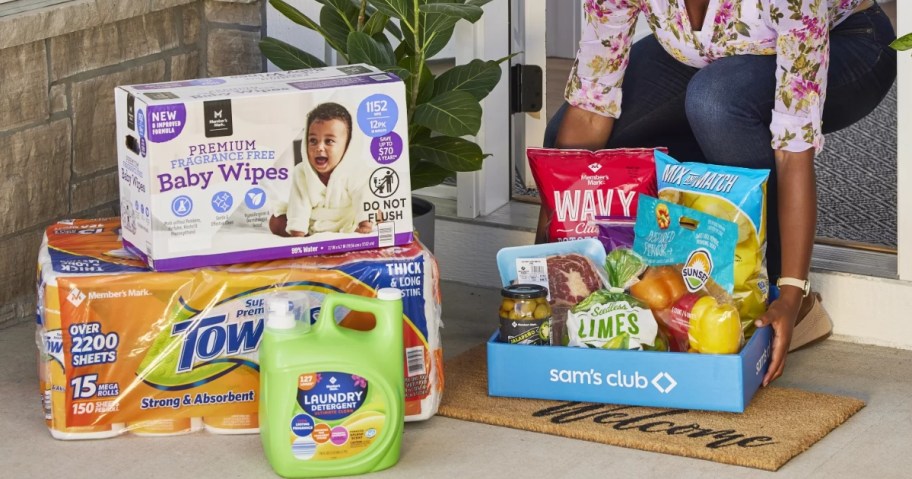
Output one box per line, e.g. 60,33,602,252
496,239,606,345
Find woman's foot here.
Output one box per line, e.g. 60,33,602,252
788,292,833,352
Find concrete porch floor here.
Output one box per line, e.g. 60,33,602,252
1,280,910,478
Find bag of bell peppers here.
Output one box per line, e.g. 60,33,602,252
630,196,744,354
654,150,770,333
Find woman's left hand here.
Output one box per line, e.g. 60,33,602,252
754,288,803,386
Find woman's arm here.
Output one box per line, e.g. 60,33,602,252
537,0,640,243
756,0,829,384
535,107,615,243
754,148,817,386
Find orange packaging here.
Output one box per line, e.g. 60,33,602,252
36,219,443,440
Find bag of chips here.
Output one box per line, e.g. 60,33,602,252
528,148,660,243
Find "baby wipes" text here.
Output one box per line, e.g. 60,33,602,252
157,163,288,192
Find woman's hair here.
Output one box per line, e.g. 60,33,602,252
306,102,353,151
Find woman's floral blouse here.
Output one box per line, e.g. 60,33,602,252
566,0,864,153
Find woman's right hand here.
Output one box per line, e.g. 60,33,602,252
554,105,615,150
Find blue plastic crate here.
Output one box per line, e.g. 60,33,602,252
487,325,771,413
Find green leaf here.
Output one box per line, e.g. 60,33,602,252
422,12,462,40
410,160,453,190
322,0,359,11
372,32,397,62
363,12,389,35
466,0,495,7
269,0,325,34
424,26,456,58
411,136,488,172
734,21,750,37
320,4,357,56
384,18,404,40
433,59,502,101
891,33,912,52
419,3,484,23
394,40,413,61
259,37,328,70
413,90,482,137
398,56,434,106
384,66,411,81
348,31,397,66
369,0,411,21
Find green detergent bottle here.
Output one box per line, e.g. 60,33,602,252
259,289,405,478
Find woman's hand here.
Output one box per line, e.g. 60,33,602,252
754,287,803,386
761,147,816,386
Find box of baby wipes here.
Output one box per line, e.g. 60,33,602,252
115,64,413,271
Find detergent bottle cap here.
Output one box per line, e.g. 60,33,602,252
266,299,296,330
376,288,403,301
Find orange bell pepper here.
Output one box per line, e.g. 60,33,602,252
629,266,688,311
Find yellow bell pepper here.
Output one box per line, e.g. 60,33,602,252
687,295,743,354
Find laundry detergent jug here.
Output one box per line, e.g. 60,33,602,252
259,289,404,478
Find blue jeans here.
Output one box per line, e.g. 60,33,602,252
544,4,897,278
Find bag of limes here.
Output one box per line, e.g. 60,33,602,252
654,150,770,335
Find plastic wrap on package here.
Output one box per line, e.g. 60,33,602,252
36,218,443,440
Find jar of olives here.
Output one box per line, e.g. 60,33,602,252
499,284,551,345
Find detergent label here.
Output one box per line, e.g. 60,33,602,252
289,371,386,461
297,372,368,420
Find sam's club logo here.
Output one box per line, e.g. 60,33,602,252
651,372,677,394
682,249,713,292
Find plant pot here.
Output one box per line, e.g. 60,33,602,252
412,197,435,253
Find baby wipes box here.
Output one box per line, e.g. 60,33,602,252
115,64,413,271
36,219,443,440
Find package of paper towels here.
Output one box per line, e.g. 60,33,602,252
36,218,443,440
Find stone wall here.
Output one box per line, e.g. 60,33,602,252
0,0,264,329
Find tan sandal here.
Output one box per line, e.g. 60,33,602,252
788,292,833,352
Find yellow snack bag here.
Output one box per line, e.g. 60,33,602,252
654,150,770,333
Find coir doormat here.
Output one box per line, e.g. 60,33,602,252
438,345,865,471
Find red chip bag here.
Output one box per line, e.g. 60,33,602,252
528,147,661,242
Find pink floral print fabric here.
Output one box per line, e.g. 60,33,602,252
566,0,864,153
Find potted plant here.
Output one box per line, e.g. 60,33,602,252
260,0,509,250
